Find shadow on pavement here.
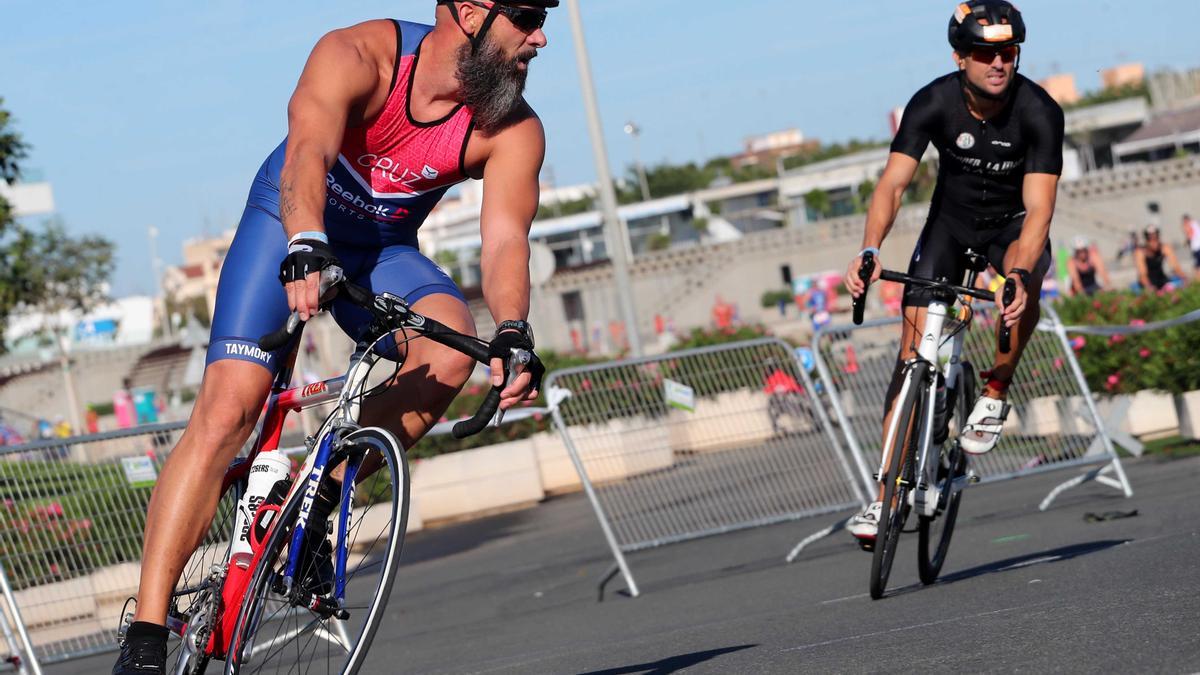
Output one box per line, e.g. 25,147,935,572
889,539,1130,598
576,644,757,675
399,509,533,566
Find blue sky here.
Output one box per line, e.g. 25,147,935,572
3,0,1198,295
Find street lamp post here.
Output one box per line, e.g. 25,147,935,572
566,0,643,356
148,225,170,337
623,122,652,203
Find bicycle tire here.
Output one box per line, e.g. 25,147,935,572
917,361,973,585
225,427,409,674
870,362,928,600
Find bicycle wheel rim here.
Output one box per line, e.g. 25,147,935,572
169,479,241,674
227,428,409,674
870,363,927,600
918,362,973,584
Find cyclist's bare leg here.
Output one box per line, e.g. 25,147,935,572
875,304,927,500
133,360,273,625
333,292,477,481
985,246,1045,399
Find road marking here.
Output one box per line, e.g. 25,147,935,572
992,533,1031,544
996,555,1062,571
820,593,870,605
781,602,1054,653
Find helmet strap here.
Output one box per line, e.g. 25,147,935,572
440,1,500,52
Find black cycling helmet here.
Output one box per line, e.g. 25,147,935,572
948,1,1026,52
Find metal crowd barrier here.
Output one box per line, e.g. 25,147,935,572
545,337,867,597
787,303,1132,559
0,422,188,667
0,402,554,668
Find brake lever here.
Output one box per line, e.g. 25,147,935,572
490,348,533,428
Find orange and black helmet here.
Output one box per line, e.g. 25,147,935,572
948,1,1026,52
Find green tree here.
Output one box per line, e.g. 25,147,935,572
804,188,832,219
0,100,116,350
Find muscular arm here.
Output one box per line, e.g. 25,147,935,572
861,153,920,250
478,116,545,327
279,29,380,238
1011,173,1058,272
477,115,546,405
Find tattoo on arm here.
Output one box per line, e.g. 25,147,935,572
280,179,297,223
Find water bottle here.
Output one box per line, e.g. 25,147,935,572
231,451,292,569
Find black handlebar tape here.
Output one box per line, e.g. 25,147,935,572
853,252,875,325
452,387,502,439
999,277,1017,354
258,315,304,352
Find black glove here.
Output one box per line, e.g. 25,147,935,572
278,238,339,285
489,329,545,392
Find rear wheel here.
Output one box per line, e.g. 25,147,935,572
918,362,974,585
226,428,409,674
870,363,928,600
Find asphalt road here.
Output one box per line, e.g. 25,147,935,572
57,454,1200,674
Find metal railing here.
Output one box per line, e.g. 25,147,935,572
545,338,866,596
0,422,188,666
812,303,1131,508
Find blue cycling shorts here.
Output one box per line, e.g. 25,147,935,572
206,178,465,375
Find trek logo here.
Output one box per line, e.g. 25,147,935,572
226,343,271,363
301,382,328,397
357,154,436,192
296,463,327,531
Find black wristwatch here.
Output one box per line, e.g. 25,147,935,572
1008,268,1033,288
495,320,534,348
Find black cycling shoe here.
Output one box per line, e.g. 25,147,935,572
112,622,167,675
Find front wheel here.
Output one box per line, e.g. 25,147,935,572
870,363,928,600
917,362,974,585
226,427,409,674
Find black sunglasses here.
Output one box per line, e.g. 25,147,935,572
466,0,546,33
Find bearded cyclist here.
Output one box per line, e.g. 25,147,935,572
114,2,555,672
843,0,1064,545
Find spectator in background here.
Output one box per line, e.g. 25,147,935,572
1135,225,1187,292
1182,213,1200,282
1066,236,1110,296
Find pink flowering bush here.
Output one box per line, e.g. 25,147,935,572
1054,285,1200,395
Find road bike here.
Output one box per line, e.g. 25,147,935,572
852,250,1016,599
121,268,538,673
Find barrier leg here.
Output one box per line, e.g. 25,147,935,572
1038,461,1129,511
785,515,853,563
550,403,640,599
0,564,42,675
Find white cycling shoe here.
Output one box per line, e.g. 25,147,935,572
849,501,882,543
960,395,1011,455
